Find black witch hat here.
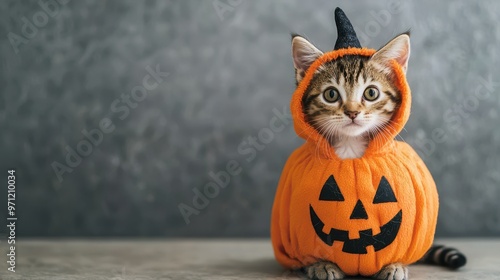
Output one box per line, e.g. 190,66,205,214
334,7,361,50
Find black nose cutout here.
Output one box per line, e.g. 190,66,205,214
350,199,368,220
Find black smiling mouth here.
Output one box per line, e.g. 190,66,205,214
310,205,402,254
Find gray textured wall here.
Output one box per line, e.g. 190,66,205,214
1,0,499,237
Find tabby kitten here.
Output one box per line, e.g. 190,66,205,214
291,32,466,280
292,33,410,159
292,33,410,279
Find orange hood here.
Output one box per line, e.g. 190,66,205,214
291,47,411,159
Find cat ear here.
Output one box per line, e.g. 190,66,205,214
371,33,410,74
292,35,323,84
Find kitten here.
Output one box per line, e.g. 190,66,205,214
291,32,466,280
292,34,409,160
292,32,409,280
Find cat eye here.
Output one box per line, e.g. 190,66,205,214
363,87,380,101
323,87,340,103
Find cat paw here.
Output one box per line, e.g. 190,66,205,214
373,263,408,280
306,261,345,280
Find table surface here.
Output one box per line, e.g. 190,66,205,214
1,239,499,280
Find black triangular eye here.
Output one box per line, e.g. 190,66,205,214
373,176,397,204
319,175,344,201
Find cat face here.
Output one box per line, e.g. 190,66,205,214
292,34,410,141
302,55,401,138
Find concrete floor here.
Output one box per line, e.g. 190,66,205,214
1,239,499,279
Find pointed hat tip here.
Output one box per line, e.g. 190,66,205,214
334,7,343,17
333,7,361,50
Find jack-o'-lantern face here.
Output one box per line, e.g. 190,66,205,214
309,175,402,254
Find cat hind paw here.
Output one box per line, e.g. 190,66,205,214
373,263,408,280
306,261,345,280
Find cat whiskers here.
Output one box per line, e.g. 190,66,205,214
368,117,401,150
377,119,405,145
387,119,407,143
301,116,328,159
369,125,388,150
309,116,343,159
306,117,331,159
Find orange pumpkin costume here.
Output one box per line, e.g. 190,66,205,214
270,8,439,277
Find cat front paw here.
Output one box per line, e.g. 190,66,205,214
306,261,345,280
373,263,408,280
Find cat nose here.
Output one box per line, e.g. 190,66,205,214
344,110,359,119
